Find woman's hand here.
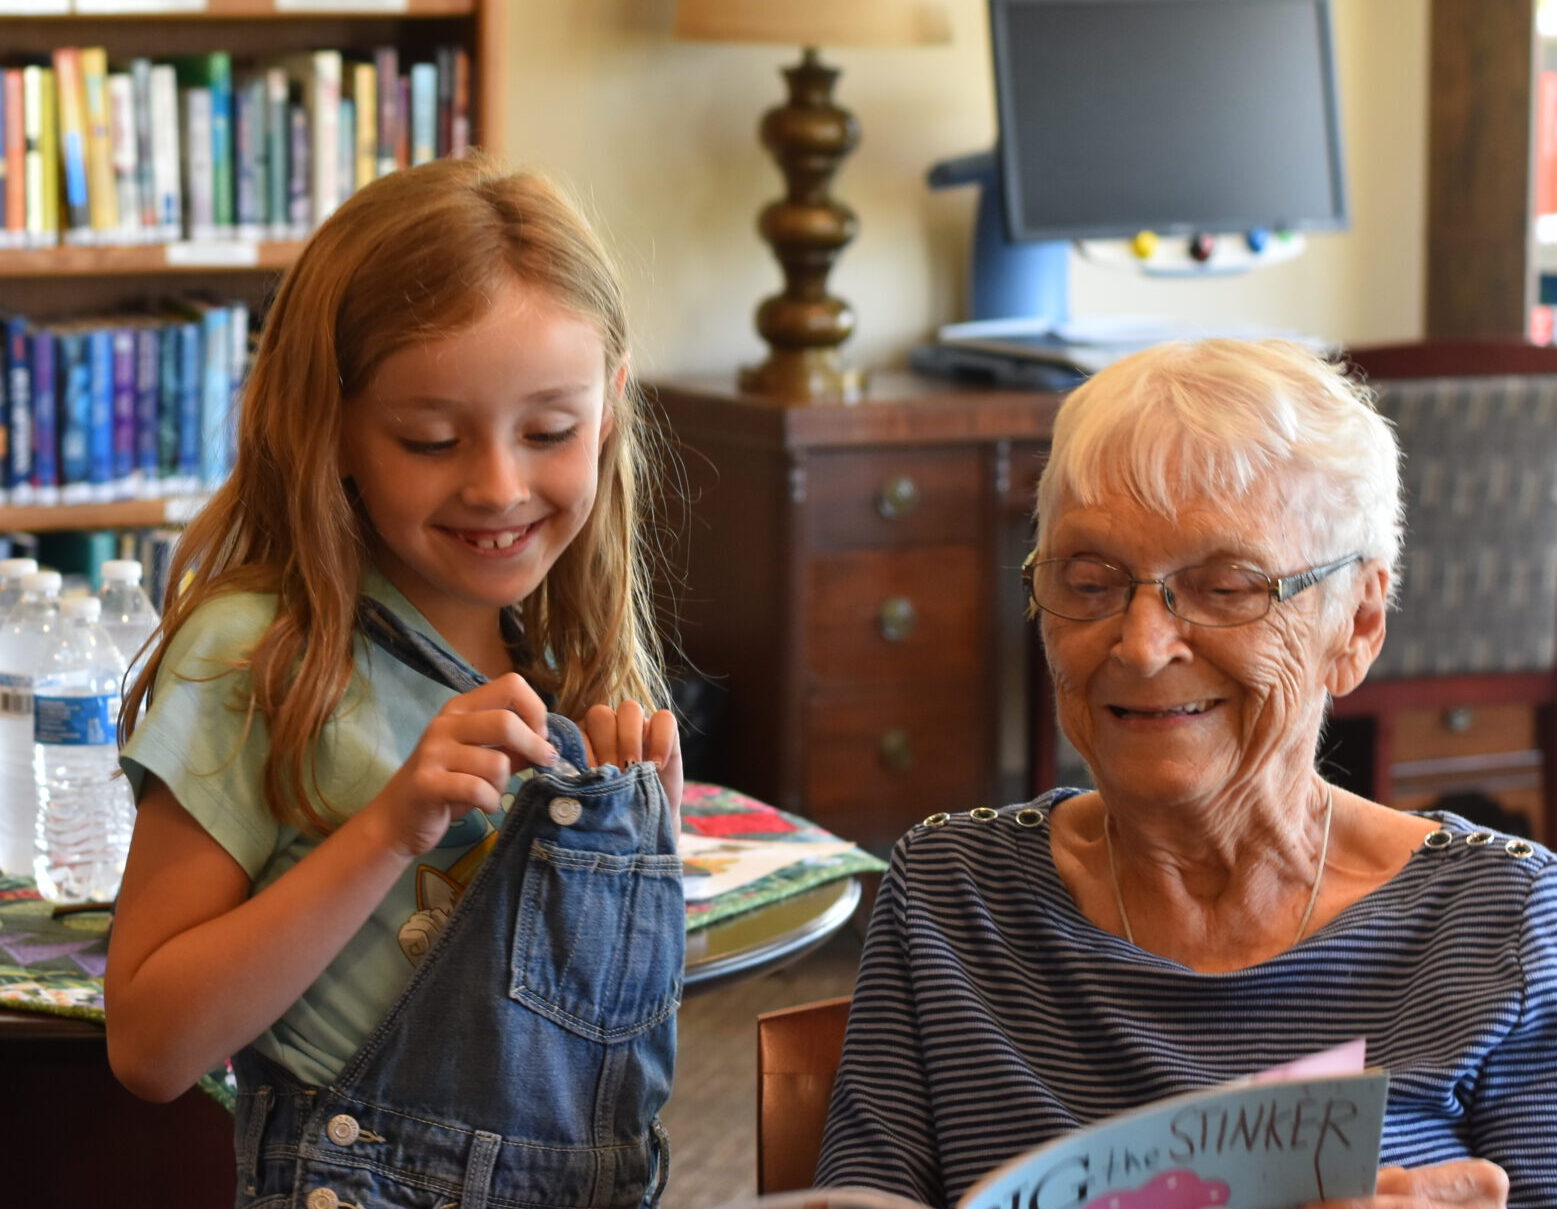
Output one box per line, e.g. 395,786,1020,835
1309,1160,1509,1207
369,671,554,858
580,699,683,827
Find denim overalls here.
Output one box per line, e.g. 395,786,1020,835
229,601,683,1208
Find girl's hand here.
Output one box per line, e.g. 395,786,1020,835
1308,1160,1509,1208
580,699,684,827
371,672,554,857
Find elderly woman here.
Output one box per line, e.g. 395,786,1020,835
815,340,1556,1208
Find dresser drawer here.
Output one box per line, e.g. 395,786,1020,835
802,683,990,856
803,448,985,553
805,546,981,686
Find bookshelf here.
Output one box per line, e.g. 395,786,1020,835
0,0,508,536
1426,0,1553,340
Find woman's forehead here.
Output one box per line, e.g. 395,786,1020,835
1046,486,1307,564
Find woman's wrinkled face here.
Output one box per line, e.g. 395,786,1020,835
1037,485,1357,809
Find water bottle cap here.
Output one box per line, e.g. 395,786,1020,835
20,570,62,594
62,596,102,622
99,559,144,583
0,557,38,578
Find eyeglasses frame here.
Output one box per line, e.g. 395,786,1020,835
1021,551,1365,628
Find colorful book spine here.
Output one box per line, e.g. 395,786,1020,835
107,70,142,244
2,69,22,248
110,324,136,495
233,72,266,240
132,320,160,495
129,58,158,234
155,315,181,490
87,324,115,500
80,46,119,240
337,96,356,200
52,47,92,243
147,63,181,240
29,324,57,506
196,302,231,488
347,57,376,194
173,318,201,490
2,315,30,505
55,326,91,504
287,99,310,236
409,62,437,166
181,85,214,241
285,48,341,227
373,45,400,177
263,67,291,238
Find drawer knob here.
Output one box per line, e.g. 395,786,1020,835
876,475,920,520
878,596,918,643
879,727,913,772
1442,707,1474,734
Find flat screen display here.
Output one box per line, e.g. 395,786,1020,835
989,0,1349,242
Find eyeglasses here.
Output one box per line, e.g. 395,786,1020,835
1023,552,1363,628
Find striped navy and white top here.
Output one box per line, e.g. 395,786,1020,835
815,792,1557,1209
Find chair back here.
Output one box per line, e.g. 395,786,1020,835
756,995,851,1194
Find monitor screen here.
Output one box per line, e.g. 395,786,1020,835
989,0,1349,243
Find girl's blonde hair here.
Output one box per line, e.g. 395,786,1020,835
121,153,669,834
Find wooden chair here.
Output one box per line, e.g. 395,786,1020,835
1333,339,1557,844
755,995,852,1194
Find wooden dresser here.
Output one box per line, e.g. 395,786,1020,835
651,374,1062,857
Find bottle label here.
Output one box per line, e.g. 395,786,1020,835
0,672,30,718
35,693,118,746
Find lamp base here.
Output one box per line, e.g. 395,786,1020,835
740,347,867,404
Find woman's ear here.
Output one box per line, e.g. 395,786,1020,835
1325,559,1390,699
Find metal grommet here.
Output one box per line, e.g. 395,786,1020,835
970,807,999,822
548,796,583,826
1423,828,1454,849
1505,839,1536,859
1466,831,1493,846
1014,807,1046,828
922,812,951,827
325,1114,360,1146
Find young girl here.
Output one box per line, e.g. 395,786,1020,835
105,154,685,1208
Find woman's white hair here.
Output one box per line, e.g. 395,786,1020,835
1035,338,1404,598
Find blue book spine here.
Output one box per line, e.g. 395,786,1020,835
110,325,136,492
198,305,230,488
175,320,200,487
56,329,92,501
87,325,114,496
133,322,159,490
29,326,57,501
155,318,179,486
3,315,32,503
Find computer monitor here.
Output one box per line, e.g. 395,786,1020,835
943,0,1349,326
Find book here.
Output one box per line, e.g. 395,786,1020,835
1538,68,1557,220
262,66,291,238
53,324,92,504
29,323,57,505
796,1050,1390,1209
109,322,137,495
175,52,233,234
180,85,214,241
282,48,342,228
79,46,119,240
146,63,182,241
345,56,376,195
1,314,29,504
34,66,59,247
679,832,867,902
1,68,22,248
372,44,401,176
408,61,437,166
51,46,92,243
232,71,267,241
106,69,143,244
128,58,157,235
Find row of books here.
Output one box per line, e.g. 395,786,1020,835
0,42,472,249
0,524,184,611
0,301,249,505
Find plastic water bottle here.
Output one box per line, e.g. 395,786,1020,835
0,570,62,876
96,558,160,682
32,595,134,904
0,557,39,621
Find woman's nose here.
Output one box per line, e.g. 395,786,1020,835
1111,582,1189,673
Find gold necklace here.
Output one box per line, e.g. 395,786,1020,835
1104,780,1335,948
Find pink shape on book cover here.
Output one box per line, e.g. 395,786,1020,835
1081,1169,1230,1209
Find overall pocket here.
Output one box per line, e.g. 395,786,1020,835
509,818,684,1043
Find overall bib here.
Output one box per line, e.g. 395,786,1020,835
229,603,683,1209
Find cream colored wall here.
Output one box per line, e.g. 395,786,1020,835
499,0,1428,380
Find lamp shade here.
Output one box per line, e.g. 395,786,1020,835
674,0,950,48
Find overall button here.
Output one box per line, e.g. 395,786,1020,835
549,796,583,826
325,1114,361,1146
306,1189,340,1209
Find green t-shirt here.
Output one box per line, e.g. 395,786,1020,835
120,570,521,1087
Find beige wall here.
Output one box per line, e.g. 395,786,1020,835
499,0,1428,381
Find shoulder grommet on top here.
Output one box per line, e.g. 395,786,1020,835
1505,838,1536,859
970,807,999,822
922,812,951,827
1466,831,1493,846
1014,807,1046,828
1423,828,1454,849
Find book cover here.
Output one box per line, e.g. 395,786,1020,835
680,832,867,902
79,46,119,240
109,323,137,495
233,71,267,241
957,1067,1388,1209
53,324,92,504
51,46,92,243
132,319,160,495
86,322,115,500
29,323,57,506
107,70,142,244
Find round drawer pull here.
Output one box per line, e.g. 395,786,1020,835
879,728,913,772
1441,707,1474,733
878,596,917,643
876,475,920,520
